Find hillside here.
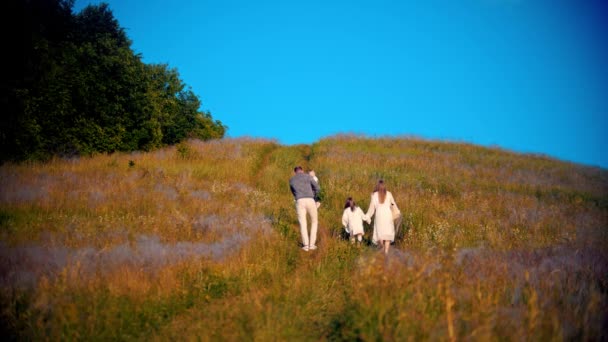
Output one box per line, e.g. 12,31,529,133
1,136,607,340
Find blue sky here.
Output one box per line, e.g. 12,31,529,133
74,0,608,168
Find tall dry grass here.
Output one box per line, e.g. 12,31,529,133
1,135,606,340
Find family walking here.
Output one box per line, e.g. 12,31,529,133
289,166,400,254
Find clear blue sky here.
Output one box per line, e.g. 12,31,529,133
74,0,608,168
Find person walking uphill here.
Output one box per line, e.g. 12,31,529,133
342,197,370,245
366,179,400,255
289,166,321,251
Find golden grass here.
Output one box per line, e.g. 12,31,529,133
1,135,606,340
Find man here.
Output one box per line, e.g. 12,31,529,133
289,166,320,251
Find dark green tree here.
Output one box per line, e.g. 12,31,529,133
1,0,226,161
144,64,226,145
1,0,75,160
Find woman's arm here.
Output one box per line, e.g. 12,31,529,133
358,207,371,224
389,192,399,210
342,210,349,231
365,194,375,219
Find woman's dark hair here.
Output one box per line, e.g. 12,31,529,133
344,197,356,212
374,179,387,204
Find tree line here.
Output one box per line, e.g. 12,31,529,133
1,0,226,161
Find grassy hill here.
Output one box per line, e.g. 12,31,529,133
1,135,606,340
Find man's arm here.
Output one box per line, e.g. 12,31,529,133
289,180,296,198
310,177,320,197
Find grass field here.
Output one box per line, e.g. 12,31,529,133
1,135,607,340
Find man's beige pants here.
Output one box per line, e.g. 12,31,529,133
296,198,318,248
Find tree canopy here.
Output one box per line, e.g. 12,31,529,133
1,0,226,161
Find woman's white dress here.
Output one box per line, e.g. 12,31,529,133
342,207,370,236
366,191,398,244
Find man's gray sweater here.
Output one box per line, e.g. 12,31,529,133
289,173,320,200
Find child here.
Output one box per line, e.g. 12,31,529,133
342,197,371,244
309,170,321,208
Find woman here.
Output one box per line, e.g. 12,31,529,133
366,179,400,254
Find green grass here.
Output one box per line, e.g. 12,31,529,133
1,136,606,340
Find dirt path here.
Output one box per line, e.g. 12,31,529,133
250,142,279,183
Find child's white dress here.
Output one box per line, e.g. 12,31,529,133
342,207,370,236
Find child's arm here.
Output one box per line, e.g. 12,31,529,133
359,207,371,224
341,210,350,233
